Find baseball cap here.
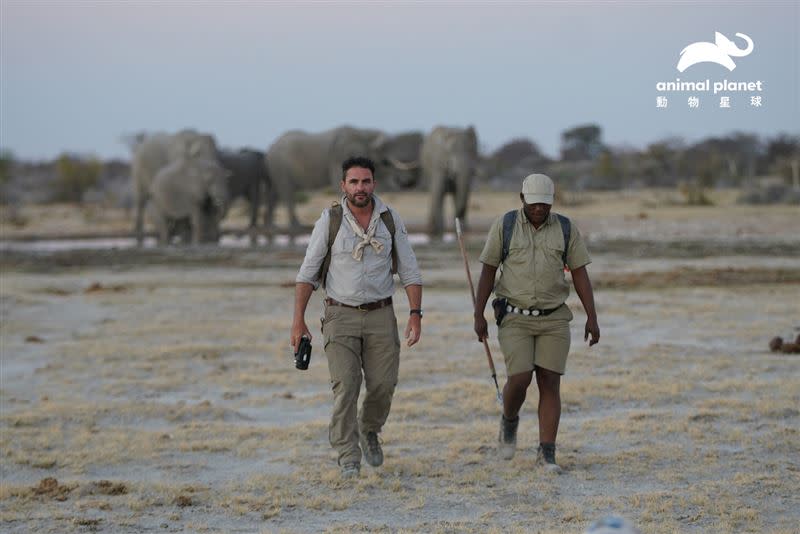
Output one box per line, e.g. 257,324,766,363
521,174,554,205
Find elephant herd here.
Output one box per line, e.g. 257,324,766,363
131,125,479,245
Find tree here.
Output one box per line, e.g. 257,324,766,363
0,150,14,204
53,153,102,203
560,124,604,162
762,134,800,186
643,137,687,186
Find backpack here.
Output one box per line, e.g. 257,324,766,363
317,202,398,289
500,210,571,268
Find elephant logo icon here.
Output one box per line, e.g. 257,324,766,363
676,32,754,72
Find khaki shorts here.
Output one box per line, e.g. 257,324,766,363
497,304,573,376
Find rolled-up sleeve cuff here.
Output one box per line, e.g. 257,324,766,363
400,275,423,288
295,274,321,290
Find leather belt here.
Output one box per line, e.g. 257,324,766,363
506,303,561,317
325,296,393,311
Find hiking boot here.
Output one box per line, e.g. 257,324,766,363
498,415,519,460
360,431,384,467
536,443,562,473
340,461,360,479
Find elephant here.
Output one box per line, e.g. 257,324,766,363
218,148,274,245
146,206,225,245
265,126,421,236
147,157,231,246
131,129,220,245
420,126,479,238
378,131,424,191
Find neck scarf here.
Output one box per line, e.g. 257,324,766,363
344,211,384,261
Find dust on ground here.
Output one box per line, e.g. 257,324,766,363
1,192,799,533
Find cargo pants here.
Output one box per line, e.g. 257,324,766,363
322,303,401,465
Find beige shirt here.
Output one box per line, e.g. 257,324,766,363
479,209,591,310
296,194,423,306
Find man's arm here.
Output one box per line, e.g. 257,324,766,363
571,265,599,346
473,263,498,342
291,282,314,351
403,283,422,347
290,210,330,351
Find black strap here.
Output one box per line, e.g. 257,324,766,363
500,210,571,268
500,210,516,264
555,213,571,267
379,209,397,275
317,201,397,289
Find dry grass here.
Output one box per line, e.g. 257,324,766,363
2,198,799,532
3,189,800,241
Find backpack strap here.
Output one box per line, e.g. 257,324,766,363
500,210,571,268
379,209,398,274
318,202,398,288
555,213,571,267
318,202,343,289
500,210,517,263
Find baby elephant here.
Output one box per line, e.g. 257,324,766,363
768,334,800,354
148,158,231,245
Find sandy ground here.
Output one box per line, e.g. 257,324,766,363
1,193,799,533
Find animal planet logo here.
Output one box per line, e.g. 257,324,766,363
677,32,754,72
655,31,763,109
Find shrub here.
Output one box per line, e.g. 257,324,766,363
53,154,102,203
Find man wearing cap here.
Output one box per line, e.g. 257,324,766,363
473,173,599,472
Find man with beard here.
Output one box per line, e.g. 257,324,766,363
473,173,599,472
291,156,423,479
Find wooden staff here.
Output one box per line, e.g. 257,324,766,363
455,218,502,403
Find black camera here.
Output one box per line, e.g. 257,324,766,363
294,336,312,370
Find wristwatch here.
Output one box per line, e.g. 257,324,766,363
409,309,423,318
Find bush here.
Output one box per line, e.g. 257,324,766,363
679,182,713,206
0,150,13,204
53,154,102,203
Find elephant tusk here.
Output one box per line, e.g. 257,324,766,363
387,157,420,171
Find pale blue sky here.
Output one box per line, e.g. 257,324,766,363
1,1,798,161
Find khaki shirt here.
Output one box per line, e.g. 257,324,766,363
479,209,591,310
296,194,423,306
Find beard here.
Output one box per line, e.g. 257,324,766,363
346,191,372,208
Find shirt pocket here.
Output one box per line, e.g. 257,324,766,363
369,224,392,258
544,230,566,267
505,242,529,269
372,234,392,259
332,235,356,256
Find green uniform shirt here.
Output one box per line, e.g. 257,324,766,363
479,209,591,310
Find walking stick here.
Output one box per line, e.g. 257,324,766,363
455,218,503,404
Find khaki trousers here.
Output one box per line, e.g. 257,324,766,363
322,304,400,465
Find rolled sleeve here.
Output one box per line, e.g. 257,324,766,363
295,209,331,290
390,209,423,287
566,224,591,271
478,216,504,267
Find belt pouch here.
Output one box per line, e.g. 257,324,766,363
491,297,508,326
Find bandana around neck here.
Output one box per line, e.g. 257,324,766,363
343,211,384,261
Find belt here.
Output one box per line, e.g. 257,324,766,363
325,296,393,311
506,303,561,317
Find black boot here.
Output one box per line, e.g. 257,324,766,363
498,414,519,460
536,442,562,473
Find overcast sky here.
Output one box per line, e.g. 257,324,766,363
1,1,798,161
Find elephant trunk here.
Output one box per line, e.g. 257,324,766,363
727,33,754,57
